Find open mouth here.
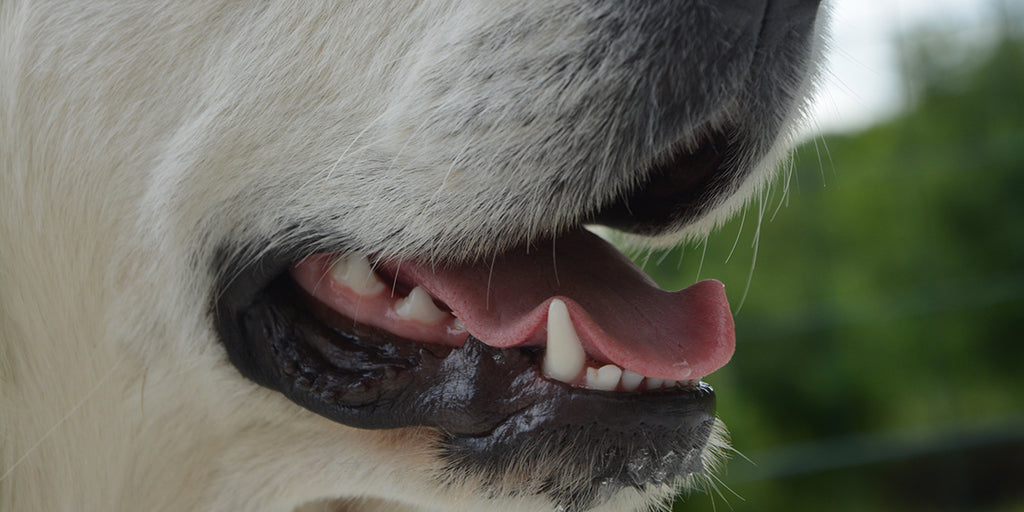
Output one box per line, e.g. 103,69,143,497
291,229,734,390
213,225,734,508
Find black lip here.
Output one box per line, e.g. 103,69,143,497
212,243,718,510
590,128,736,235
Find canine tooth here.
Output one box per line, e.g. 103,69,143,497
329,255,386,296
620,369,645,392
394,286,450,324
586,364,623,391
542,299,586,383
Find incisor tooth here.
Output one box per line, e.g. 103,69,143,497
394,286,450,324
329,255,386,296
620,369,645,392
586,364,623,391
542,299,586,383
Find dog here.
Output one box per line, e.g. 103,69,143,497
0,1,827,511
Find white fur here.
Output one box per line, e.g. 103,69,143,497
1,1,825,510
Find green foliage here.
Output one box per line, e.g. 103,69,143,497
653,30,1024,512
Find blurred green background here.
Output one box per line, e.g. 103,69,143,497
652,15,1024,512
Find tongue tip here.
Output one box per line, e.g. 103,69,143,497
679,278,736,376
685,278,727,296
595,277,734,381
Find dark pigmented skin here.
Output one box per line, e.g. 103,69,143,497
213,248,716,510
592,129,732,234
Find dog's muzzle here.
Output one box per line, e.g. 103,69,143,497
213,228,729,510
211,0,824,509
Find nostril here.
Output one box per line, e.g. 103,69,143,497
590,129,733,236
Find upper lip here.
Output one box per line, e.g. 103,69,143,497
591,127,735,235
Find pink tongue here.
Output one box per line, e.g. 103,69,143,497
388,229,734,380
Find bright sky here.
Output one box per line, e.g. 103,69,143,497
806,0,1009,136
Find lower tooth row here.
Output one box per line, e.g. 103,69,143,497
584,364,686,391
543,299,690,392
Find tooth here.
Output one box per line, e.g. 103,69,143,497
586,364,623,391
542,299,586,383
394,286,450,324
452,317,466,332
673,362,693,380
646,378,665,390
620,369,645,392
329,255,386,296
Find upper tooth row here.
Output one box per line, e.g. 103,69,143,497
330,255,387,296
394,286,450,324
543,299,691,392
330,255,452,326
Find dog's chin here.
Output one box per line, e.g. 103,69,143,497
213,227,726,511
